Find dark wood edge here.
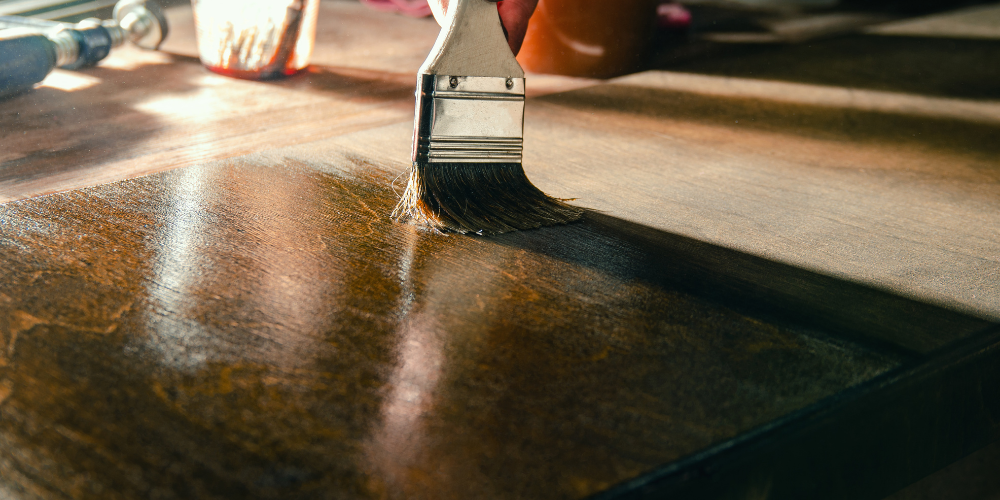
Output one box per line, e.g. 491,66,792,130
589,323,1000,500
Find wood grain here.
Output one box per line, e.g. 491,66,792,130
0,152,905,500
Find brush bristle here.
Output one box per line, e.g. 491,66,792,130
391,162,583,235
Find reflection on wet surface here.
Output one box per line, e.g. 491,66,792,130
1,156,908,499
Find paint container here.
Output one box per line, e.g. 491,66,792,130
516,0,658,78
192,0,319,79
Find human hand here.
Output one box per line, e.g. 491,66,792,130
429,0,539,56
495,0,538,56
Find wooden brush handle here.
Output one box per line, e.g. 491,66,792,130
428,0,502,26
419,0,522,78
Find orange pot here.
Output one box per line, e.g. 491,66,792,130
516,0,659,78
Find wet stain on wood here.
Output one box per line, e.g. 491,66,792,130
0,156,916,499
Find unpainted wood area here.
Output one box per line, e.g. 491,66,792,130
0,49,415,201
525,71,1000,339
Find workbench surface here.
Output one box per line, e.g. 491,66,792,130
1,2,999,499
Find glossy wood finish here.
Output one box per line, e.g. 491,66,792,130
1,117,996,499
0,150,908,499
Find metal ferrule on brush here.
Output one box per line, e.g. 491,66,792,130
412,74,525,164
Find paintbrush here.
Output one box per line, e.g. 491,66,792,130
391,0,582,235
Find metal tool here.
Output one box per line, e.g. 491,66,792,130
0,0,167,98
391,0,582,235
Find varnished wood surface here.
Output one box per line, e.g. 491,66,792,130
0,151,910,499
2,2,1000,499
0,105,997,499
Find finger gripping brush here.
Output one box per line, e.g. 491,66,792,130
391,0,583,235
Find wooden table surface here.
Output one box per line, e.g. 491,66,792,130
1,2,999,499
